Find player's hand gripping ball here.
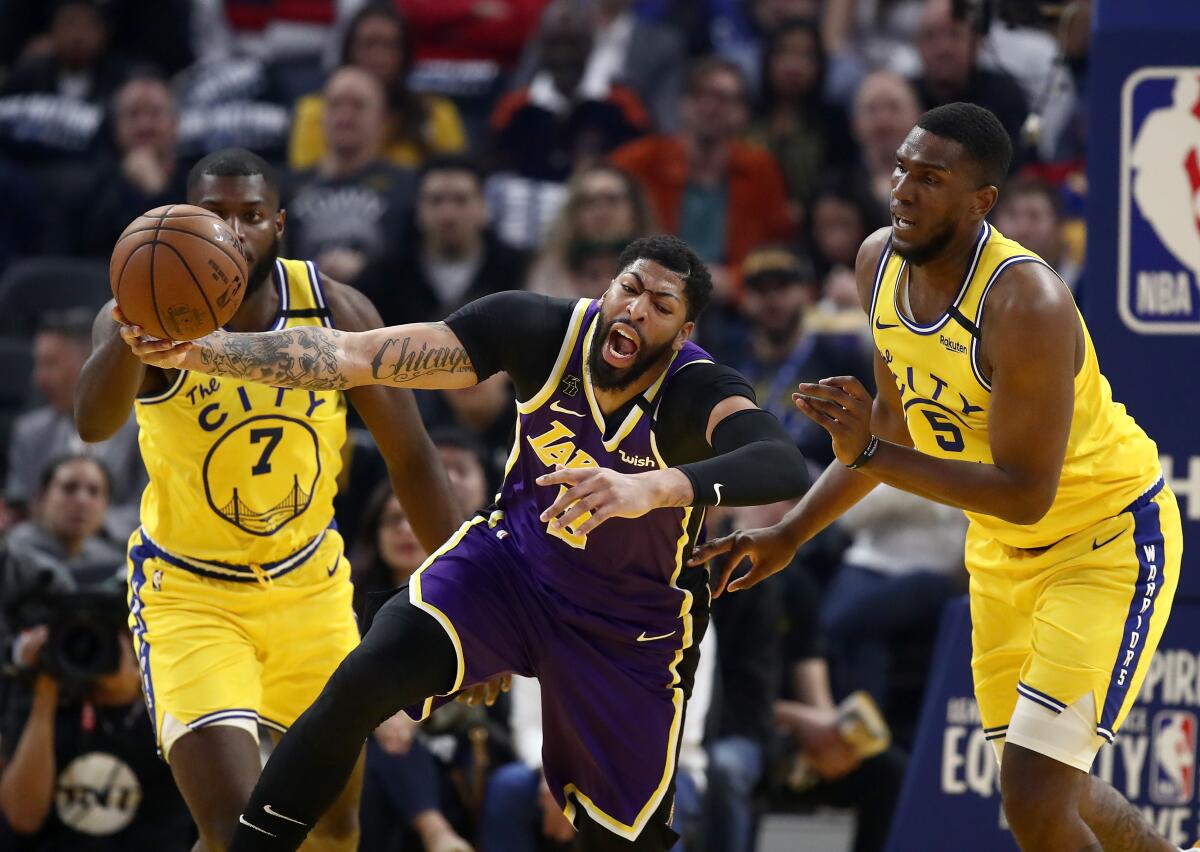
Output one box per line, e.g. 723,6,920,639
109,204,249,340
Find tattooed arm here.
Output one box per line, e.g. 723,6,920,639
116,314,480,391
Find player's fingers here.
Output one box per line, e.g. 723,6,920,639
726,564,766,594
796,382,846,405
821,376,871,404
551,495,599,533
793,396,840,428
501,673,512,693
572,505,613,537
536,466,592,488
688,534,734,566
111,305,131,325
485,678,502,706
712,546,749,598
541,483,594,527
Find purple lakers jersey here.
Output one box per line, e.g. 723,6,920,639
490,299,712,627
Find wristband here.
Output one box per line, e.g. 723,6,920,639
845,435,880,470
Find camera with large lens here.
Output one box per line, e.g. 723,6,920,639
3,570,128,696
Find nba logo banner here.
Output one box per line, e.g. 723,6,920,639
1152,711,1197,806
1120,68,1200,333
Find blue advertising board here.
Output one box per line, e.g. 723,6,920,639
1086,0,1200,597
887,597,1200,850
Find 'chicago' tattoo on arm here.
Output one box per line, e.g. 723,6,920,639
197,327,351,390
370,325,473,384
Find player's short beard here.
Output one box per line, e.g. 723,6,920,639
893,218,958,267
245,232,281,295
587,316,675,392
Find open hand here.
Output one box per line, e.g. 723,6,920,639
793,377,874,466
687,523,801,597
113,305,196,370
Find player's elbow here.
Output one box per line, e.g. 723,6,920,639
74,405,118,443
1003,483,1057,526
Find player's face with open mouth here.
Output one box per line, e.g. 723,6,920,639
590,259,692,391
889,129,980,266
190,174,284,293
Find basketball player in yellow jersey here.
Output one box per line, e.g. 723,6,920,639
693,104,1186,852
74,149,462,851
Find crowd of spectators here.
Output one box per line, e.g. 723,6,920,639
0,0,1092,849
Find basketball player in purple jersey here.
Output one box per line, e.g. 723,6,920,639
118,235,810,850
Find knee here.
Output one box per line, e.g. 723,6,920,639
194,817,238,851
999,758,1072,843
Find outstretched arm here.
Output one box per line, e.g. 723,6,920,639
117,310,478,391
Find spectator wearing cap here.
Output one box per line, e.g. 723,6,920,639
611,56,792,298
9,310,145,538
722,245,872,470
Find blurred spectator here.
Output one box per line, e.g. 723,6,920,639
6,311,144,538
289,3,467,172
526,164,656,298
0,1,129,104
490,0,649,180
719,245,872,470
805,175,887,285
702,509,784,852
484,629,715,852
74,71,187,258
911,0,1028,148
286,66,416,284
611,56,792,295
512,0,686,132
349,483,476,852
359,155,529,327
821,0,925,100
5,454,124,572
745,19,856,218
850,70,922,210
991,176,1080,291
820,485,966,710
0,622,195,850
430,427,493,516
772,544,906,852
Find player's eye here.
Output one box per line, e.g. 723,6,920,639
655,303,671,315
621,283,636,294
924,175,938,185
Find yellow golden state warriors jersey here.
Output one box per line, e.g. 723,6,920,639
869,223,1161,549
134,258,346,567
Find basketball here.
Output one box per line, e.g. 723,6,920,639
109,204,249,340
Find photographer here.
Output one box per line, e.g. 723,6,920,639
0,563,194,849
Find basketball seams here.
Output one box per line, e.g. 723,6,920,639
153,240,221,333
113,240,154,318
116,223,245,270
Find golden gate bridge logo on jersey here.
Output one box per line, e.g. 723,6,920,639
202,415,321,536
1119,67,1200,334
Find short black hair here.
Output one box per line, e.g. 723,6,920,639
187,148,279,200
617,235,713,322
37,307,95,343
39,452,112,497
916,102,1012,188
417,154,485,192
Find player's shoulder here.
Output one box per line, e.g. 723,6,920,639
853,227,893,310
984,256,1075,322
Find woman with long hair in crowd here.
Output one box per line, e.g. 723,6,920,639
289,3,467,171
525,163,657,298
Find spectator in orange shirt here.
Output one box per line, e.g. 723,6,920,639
610,56,793,297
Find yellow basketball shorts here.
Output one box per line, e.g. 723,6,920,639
125,526,360,759
969,479,1182,746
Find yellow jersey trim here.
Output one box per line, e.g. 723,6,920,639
407,516,487,717
516,298,591,414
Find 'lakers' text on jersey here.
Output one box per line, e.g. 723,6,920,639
869,223,1161,549
134,258,346,569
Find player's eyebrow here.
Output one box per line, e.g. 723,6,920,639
627,271,682,302
897,152,951,173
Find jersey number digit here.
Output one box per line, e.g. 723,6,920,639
920,410,965,453
249,427,284,475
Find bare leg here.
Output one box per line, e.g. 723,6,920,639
170,726,262,851
1000,742,1100,852
1080,774,1175,852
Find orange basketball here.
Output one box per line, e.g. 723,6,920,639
109,204,249,340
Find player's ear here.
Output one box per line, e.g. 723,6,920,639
674,320,695,349
972,185,998,220
275,208,287,235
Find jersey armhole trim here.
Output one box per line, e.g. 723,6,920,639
305,260,335,329
969,255,1042,392
136,369,188,405
515,298,591,414
866,240,893,325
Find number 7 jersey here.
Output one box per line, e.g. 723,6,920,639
869,223,1161,549
134,258,347,566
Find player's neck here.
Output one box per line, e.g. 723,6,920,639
906,228,986,302
224,277,280,333
590,361,666,416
